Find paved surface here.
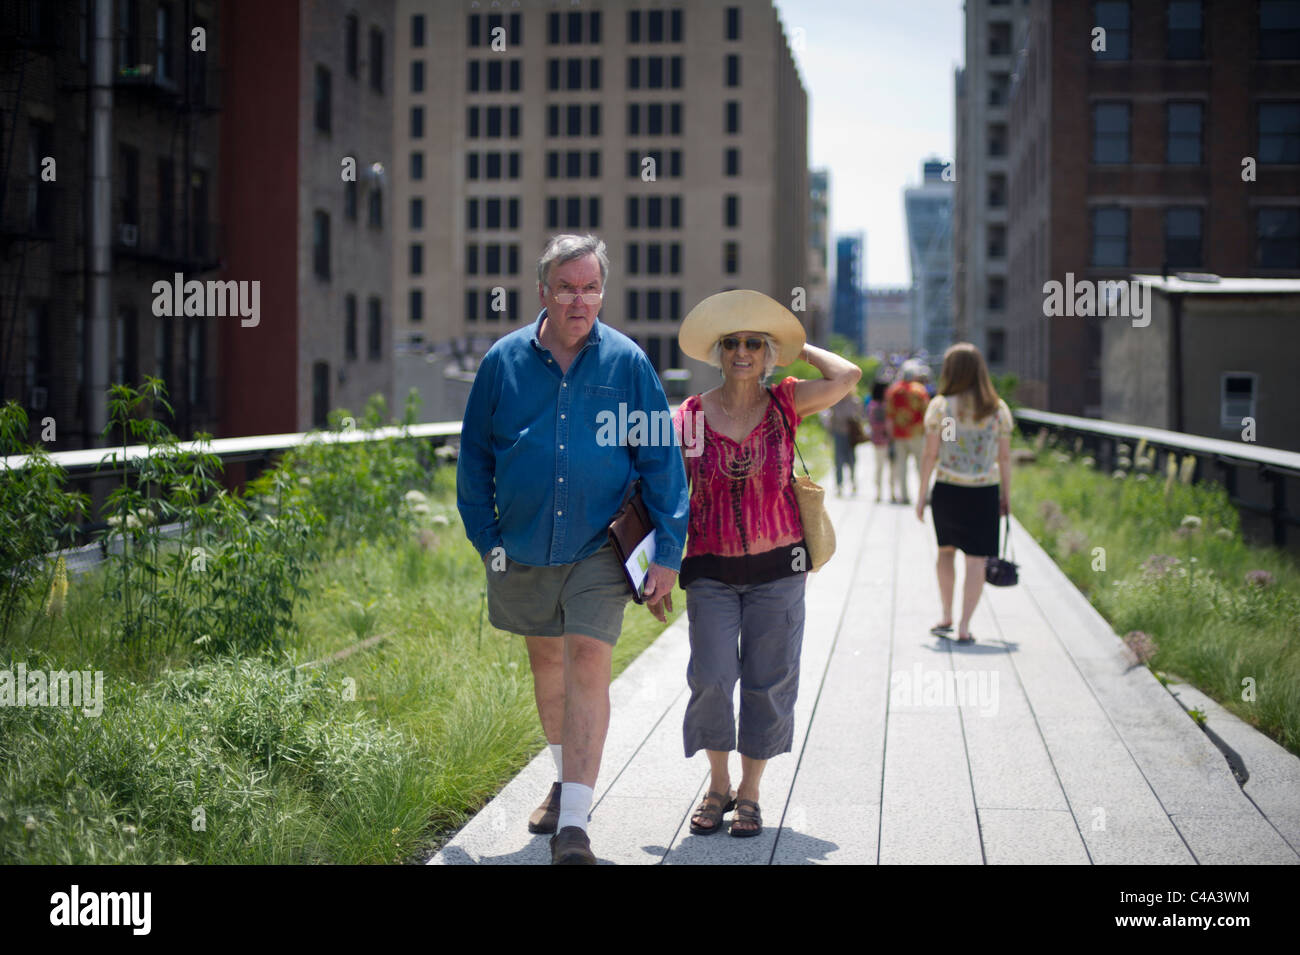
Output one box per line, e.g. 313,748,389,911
431,475,1300,865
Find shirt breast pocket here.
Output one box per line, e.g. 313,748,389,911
583,384,629,435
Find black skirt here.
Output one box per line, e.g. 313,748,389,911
930,481,1000,557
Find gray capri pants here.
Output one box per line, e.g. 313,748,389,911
683,573,807,760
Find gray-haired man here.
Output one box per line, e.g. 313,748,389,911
457,234,689,864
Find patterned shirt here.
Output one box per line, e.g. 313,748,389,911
922,392,1014,486
672,376,805,584
885,380,929,439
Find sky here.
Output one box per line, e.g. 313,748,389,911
772,0,965,288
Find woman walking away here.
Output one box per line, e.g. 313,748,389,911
914,343,1013,643
864,380,892,502
673,290,860,837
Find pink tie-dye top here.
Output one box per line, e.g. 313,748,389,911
672,376,804,559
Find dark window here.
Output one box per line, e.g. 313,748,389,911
726,6,741,40
628,10,642,43
192,169,209,257
670,196,681,228
345,294,358,358
588,198,601,228
345,175,357,221
726,54,740,87
508,289,519,321
346,14,359,77
725,147,740,176
547,198,559,229
412,151,424,180
412,13,425,48
589,151,601,177
670,103,682,135
411,60,424,93
724,241,738,274
1091,206,1129,266
467,198,479,230
648,10,664,42
591,11,603,43
467,289,479,322
485,151,501,178
725,194,739,227
157,156,174,247
510,60,521,91
568,10,583,43
367,298,382,360
567,57,582,89
486,244,501,274
671,56,682,87
986,329,1005,365
509,244,520,274
312,362,330,428
313,210,330,278
628,56,641,88
1167,102,1203,164
1259,103,1300,163
590,58,602,89
670,9,682,42
567,104,582,135
486,197,501,228
670,291,681,321
509,12,521,45
589,104,602,135
117,0,139,69
648,103,663,135
410,197,423,230
670,150,682,176
487,106,502,137
468,59,481,91
509,106,520,137
488,59,502,91
726,100,740,133
565,197,581,228
648,57,663,87
508,198,519,229
647,243,662,274
547,151,560,178
1164,207,1202,268
409,288,423,324
548,105,560,136
627,196,639,228
314,65,331,132
367,183,382,229
548,58,560,90
647,196,662,228
465,152,477,179
1257,208,1300,267
670,243,681,274
647,290,662,320
509,152,520,178
1166,0,1203,58
627,288,639,320
1093,1,1130,60
1092,102,1130,163
369,27,384,92
1260,0,1300,58
467,244,479,274
549,12,560,44
628,103,641,135
468,14,481,47
411,105,424,138
627,243,640,274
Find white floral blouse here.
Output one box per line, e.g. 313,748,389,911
922,393,1013,486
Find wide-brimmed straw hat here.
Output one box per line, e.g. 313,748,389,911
678,290,807,366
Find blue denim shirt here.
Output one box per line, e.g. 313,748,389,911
457,309,688,570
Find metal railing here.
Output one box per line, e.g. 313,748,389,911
1015,408,1300,547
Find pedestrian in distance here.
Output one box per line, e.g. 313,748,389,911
914,342,1013,643
885,360,930,504
457,234,689,864
672,290,861,838
828,388,867,496
864,380,892,502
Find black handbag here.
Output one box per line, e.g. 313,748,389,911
985,515,1019,587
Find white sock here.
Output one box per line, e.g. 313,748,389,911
548,743,563,781
557,782,593,833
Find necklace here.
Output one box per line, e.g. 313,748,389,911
719,387,765,420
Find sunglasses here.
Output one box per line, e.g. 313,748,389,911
721,336,765,352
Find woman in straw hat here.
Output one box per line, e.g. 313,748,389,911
915,342,1014,643
671,290,860,837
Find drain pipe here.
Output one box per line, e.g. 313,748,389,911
85,0,113,445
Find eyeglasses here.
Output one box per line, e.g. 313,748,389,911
550,288,604,305
721,337,765,352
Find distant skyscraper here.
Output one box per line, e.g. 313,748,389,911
807,168,830,344
833,233,864,352
904,158,954,357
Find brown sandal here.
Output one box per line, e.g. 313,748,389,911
689,789,737,835
729,799,762,837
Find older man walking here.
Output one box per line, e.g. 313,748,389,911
885,360,931,504
457,234,689,864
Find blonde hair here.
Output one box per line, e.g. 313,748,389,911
937,342,999,421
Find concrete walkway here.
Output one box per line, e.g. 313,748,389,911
431,483,1300,865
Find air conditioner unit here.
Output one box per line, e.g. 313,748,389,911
29,386,48,411
119,223,138,246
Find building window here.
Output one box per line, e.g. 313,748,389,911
467,244,479,274
411,151,424,180
1092,102,1130,163
467,197,480,229
345,176,357,221
726,6,741,41
409,288,423,324
1166,0,1203,58
466,289,479,322
726,100,740,134
590,104,602,135
626,289,639,320
509,197,520,228
1260,0,1300,58
368,184,382,229
468,60,481,92
412,13,425,48
1167,102,1203,164
1092,1,1130,60
628,56,640,88
1259,103,1300,163
648,10,664,43
345,294,358,359
1256,208,1300,267
725,148,740,176
410,242,423,276
346,14,358,77
486,153,502,178
117,0,139,67
726,54,739,87
411,60,424,93
411,105,424,138
647,289,662,320
725,194,739,228
312,362,330,428
468,13,481,47
156,2,172,83
314,65,331,132
648,57,663,88
368,27,384,93
986,329,1006,365
1220,373,1257,427
671,9,683,42
724,241,738,274
590,58,602,90
1090,206,1129,266
367,298,382,359
486,197,501,229
313,210,330,278
410,197,423,230
1164,207,1202,268
671,55,682,87
987,276,1006,310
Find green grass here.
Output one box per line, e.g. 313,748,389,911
1010,433,1300,756
0,465,682,864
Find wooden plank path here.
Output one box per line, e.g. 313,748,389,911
431,472,1300,865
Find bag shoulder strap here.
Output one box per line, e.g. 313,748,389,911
766,385,810,478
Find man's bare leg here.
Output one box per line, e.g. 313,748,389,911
560,632,613,788
525,635,565,743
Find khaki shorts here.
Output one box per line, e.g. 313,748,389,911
485,542,632,645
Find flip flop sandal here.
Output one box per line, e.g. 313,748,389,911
689,789,737,835
956,633,976,644
930,624,953,637
729,799,762,838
